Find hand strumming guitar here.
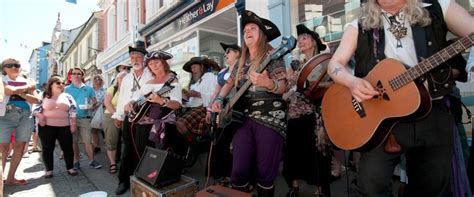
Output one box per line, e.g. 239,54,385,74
249,70,274,90
348,77,378,103
147,92,168,105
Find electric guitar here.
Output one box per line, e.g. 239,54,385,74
321,33,474,151
128,75,176,123
217,36,297,128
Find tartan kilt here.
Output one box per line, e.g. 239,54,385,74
178,106,207,135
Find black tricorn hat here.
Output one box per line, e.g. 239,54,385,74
183,56,221,73
241,10,281,42
145,50,173,62
220,42,241,53
296,24,327,52
128,40,148,55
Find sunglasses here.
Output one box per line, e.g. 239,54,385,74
3,64,21,68
70,72,83,76
54,81,65,85
225,49,237,54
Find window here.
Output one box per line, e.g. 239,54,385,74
291,0,361,43
87,35,93,58
107,7,116,45
146,0,181,22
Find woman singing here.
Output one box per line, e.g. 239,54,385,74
212,10,287,196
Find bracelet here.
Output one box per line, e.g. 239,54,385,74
215,95,224,103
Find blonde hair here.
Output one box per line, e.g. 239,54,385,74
360,0,431,30
235,27,272,86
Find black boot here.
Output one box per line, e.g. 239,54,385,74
286,186,299,197
257,184,275,197
232,183,251,193
115,182,129,195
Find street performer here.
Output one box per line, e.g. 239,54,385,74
211,10,287,196
112,41,153,195
327,0,474,196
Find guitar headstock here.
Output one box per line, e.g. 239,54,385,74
270,36,297,60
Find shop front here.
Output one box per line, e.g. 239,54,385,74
284,0,474,49
141,0,238,88
286,0,361,49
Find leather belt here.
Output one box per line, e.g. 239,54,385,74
6,105,23,110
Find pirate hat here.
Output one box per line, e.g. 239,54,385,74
183,57,221,73
296,24,327,52
128,40,148,55
241,10,281,42
219,42,241,53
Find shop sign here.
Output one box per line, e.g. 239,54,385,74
147,0,234,45
102,52,129,71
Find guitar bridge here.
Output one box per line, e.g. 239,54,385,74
352,97,366,118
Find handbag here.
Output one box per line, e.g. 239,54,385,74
91,105,104,129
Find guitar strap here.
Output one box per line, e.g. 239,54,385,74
154,74,177,96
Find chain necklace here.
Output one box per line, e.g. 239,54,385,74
383,11,407,48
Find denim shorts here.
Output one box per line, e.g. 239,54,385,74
0,108,34,143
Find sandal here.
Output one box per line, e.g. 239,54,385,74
109,164,118,174
67,169,78,176
4,179,28,186
44,171,54,179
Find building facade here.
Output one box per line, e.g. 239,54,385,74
60,11,104,83
96,0,145,85
28,42,50,89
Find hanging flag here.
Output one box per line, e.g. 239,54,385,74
65,0,77,4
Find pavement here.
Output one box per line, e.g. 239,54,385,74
2,139,363,197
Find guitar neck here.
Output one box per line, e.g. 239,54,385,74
391,34,474,90
227,58,273,110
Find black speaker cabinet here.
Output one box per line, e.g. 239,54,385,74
134,147,186,188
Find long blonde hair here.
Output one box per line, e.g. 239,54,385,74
360,0,431,30
234,27,272,86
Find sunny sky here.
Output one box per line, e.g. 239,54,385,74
0,0,99,73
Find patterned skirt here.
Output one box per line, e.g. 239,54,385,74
177,106,207,135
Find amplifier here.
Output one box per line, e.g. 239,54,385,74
134,147,186,188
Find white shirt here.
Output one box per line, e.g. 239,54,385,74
348,0,450,67
0,75,31,116
185,72,217,108
467,48,474,81
137,82,183,104
112,68,153,121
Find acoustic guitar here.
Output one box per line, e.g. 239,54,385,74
321,33,474,151
217,36,297,129
128,75,177,123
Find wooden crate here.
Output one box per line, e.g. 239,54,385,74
131,175,198,197
195,185,253,197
